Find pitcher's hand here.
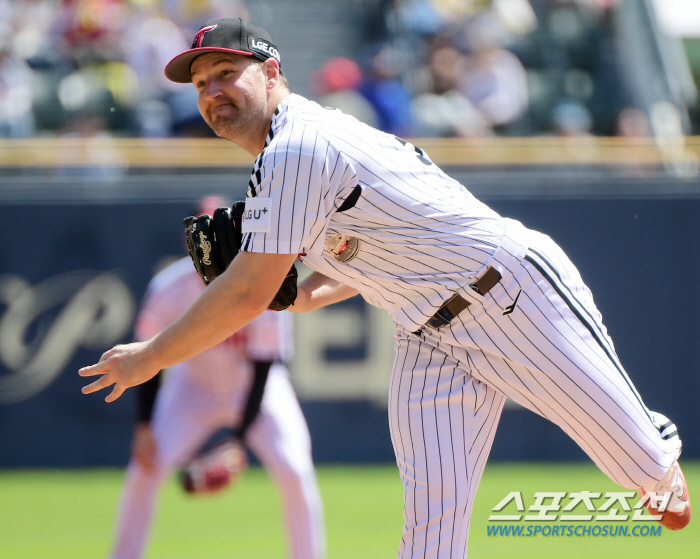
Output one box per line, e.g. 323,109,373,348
79,341,160,402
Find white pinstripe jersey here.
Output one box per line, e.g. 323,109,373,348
135,257,293,395
241,94,510,332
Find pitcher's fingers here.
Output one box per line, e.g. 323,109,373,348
105,384,125,403
81,374,115,394
78,361,108,377
98,348,118,363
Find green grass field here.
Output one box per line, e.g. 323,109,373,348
0,461,697,558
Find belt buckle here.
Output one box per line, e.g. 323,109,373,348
423,267,501,332
425,293,467,330
426,306,453,329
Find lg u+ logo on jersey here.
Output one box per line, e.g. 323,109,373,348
246,208,268,219
241,198,272,233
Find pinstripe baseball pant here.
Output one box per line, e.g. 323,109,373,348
388,221,682,559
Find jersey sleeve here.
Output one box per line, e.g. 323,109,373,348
241,124,356,255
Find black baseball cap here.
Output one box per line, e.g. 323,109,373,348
165,18,281,83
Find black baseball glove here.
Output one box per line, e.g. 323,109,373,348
183,201,297,310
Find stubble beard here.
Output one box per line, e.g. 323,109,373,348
206,97,266,144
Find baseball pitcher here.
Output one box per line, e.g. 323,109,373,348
83,18,690,559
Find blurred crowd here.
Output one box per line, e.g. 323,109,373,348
0,0,251,139
0,0,691,139
319,0,661,138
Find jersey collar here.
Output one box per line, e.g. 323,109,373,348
250,94,307,198
265,93,307,148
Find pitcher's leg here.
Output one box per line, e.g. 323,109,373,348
389,332,505,559
442,231,681,492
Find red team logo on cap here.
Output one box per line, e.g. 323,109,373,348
191,25,217,48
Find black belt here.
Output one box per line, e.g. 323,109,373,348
424,267,502,330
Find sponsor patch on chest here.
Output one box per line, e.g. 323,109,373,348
324,234,360,263
241,197,272,233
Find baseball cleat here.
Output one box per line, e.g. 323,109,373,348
639,462,691,530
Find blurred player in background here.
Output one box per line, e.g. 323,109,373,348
109,199,325,559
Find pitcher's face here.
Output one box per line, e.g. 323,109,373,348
191,53,269,142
